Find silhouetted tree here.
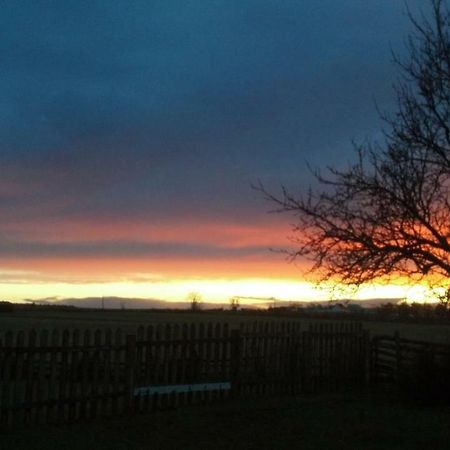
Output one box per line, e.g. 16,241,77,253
435,301,450,318
187,292,202,311
229,296,240,311
257,1,450,292
0,301,15,313
376,302,396,321
437,286,450,308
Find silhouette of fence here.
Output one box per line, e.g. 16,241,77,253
371,333,450,386
0,321,369,428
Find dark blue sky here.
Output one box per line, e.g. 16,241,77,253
0,0,428,287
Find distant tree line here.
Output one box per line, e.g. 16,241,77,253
0,301,15,313
0,301,77,313
375,301,450,322
253,301,450,323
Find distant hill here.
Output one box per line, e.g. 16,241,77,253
24,296,229,310
21,296,404,310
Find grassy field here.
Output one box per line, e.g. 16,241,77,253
0,308,450,342
2,391,450,450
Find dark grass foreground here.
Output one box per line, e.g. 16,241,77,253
2,391,450,450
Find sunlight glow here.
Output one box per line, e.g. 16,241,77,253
0,272,435,306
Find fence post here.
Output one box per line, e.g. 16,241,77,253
125,334,136,414
370,335,378,385
301,330,312,393
230,329,241,397
394,331,401,387
363,330,371,387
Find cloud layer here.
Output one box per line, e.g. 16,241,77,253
0,0,426,285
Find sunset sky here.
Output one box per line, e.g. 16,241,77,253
1,1,429,305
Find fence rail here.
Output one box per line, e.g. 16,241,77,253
371,332,450,384
0,321,369,429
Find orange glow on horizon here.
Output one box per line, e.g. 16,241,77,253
0,256,435,305
2,217,292,248
0,274,425,304
0,218,441,305
0,254,306,280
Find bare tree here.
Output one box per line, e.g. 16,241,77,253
187,292,202,311
257,1,450,291
229,296,240,311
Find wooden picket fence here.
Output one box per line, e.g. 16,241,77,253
0,321,369,429
371,333,450,384
301,322,369,392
